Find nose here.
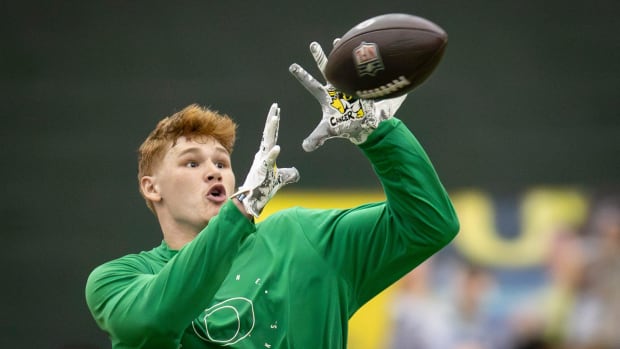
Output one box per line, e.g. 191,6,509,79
205,163,223,182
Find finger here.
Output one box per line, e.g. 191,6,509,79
309,41,328,79
302,120,336,152
260,103,280,152
375,94,407,118
278,167,300,185
289,63,327,103
386,94,408,111
264,145,281,167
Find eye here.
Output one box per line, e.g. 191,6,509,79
185,161,199,168
214,161,226,169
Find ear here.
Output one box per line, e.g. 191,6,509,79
140,176,162,203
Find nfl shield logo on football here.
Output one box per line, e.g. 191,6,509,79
353,42,384,76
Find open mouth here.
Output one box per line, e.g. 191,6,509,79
206,184,227,203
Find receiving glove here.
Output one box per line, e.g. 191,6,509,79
289,41,407,152
232,103,299,217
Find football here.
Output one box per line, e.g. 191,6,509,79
324,13,448,100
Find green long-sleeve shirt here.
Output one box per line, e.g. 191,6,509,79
85,118,459,348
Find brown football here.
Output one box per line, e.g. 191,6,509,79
325,13,448,100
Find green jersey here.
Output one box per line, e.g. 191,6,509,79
85,118,459,348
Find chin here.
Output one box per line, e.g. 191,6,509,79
203,205,224,223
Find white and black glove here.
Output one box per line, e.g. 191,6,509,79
289,41,408,152
232,103,299,217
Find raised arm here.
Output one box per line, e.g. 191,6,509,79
289,41,459,307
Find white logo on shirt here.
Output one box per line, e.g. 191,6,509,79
192,297,255,345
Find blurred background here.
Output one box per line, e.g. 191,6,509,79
2,1,619,348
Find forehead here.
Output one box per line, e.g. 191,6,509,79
166,136,229,157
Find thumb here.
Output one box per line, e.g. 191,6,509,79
302,119,335,152
278,167,300,186
375,94,407,118
264,145,281,167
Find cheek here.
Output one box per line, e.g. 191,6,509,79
163,172,195,195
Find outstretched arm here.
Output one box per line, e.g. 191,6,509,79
289,42,459,307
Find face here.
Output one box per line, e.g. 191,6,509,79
146,136,236,233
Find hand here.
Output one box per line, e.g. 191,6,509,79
289,41,407,152
233,103,299,217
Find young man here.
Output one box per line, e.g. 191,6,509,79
85,42,459,349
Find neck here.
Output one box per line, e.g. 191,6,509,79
163,230,198,250
156,212,202,250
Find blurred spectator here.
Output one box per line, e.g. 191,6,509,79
508,194,620,349
544,227,588,344
566,196,620,348
450,262,498,349
387,192,620,349
388,258,498,349
508,226,586,348
388,259,454,349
